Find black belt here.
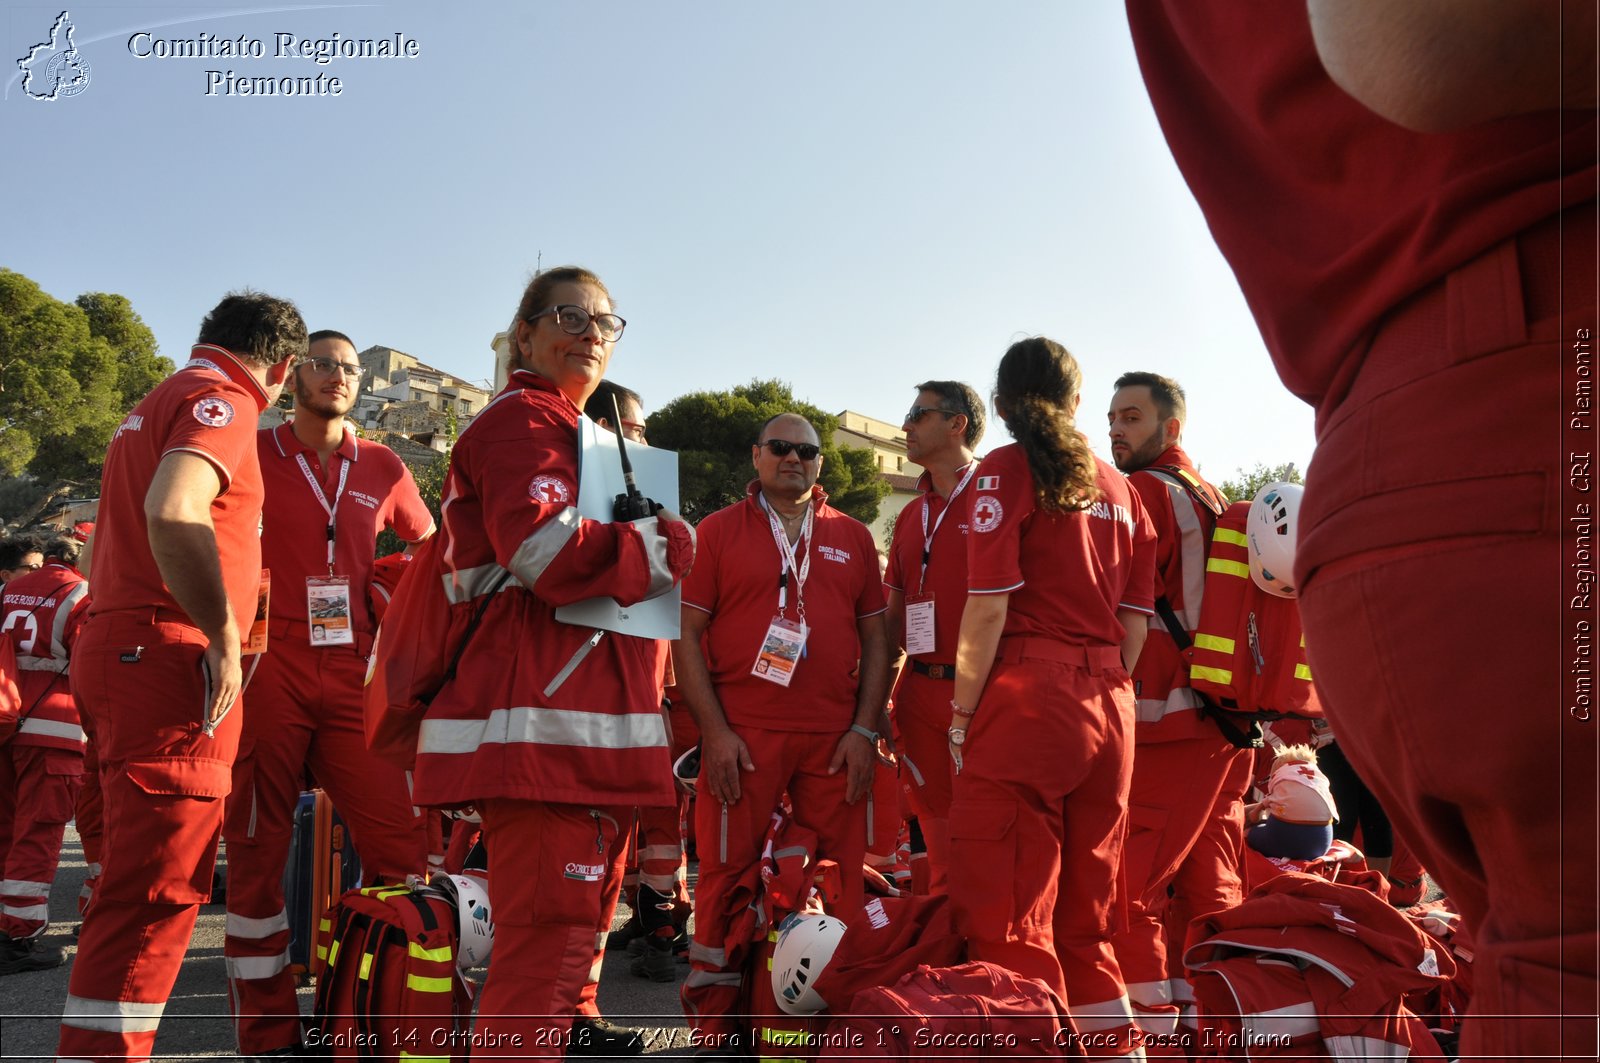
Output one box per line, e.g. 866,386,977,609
910,660,956,681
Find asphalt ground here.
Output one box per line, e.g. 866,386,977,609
0,826,697,1061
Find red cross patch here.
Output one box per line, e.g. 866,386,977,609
972,494,1003,533
191,397,235,427
1295,765,1318,780
528,475,571,504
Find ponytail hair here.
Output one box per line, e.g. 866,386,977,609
994,337,1100,514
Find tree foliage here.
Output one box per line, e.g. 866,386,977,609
375,450,449,557
1219,461,1303,504
647,379,892,526
0,270,172,517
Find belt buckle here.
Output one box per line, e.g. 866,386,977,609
927,663,947,680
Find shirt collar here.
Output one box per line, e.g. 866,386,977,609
273,420,359,462
745,479,828,510
506,368,576,408
915,457,978,496
186,344,272,411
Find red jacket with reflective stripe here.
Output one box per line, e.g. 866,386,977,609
1127,446,1224,742
410,371,691,808
2,561,89,751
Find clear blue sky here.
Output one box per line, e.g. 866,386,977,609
4,0,1317,483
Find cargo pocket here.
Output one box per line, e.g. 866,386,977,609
39,750,85,822
105,756,233,904
947,798,1019,940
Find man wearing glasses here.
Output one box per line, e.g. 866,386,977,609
222,329,435,1059
881,381,984,895
674,413,890,1056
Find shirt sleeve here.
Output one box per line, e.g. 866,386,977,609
967,451,1028,595
160,382,258,493
385,454,436,543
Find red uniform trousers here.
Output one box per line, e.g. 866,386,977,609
1110,731,1250,1032
0,741,83,938
683,725,866,1041
865,754,900,877
1297,209,1598,1061
222,636,428,1055
473,798,631,1055
576,817,632,1019
947,647,1141,1060
75,722,103,918
890,669,955,892
633,703,696,928
59,613,242,1062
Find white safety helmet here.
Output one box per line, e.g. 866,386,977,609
434,874,494,970
771,912,847,1016
1247,482,1303,599
673,744,701,793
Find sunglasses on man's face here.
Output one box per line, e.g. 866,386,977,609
759,439,821,461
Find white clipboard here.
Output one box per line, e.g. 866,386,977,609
553,417,683,640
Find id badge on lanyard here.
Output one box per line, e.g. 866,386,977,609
296,452,354,648
751,498,813,686
905,463,976,660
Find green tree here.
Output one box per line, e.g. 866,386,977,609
0,271,172,518
1219,461,1303,504
648,379,892,525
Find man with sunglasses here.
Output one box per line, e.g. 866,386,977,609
675,413,890,1056
881,381,984,895
222,329,435,1059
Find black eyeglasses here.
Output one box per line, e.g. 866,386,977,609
905,405,959,424
529,304,627,342
759,440,821,460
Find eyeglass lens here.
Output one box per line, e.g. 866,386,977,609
553,305,626,340
308,358,363,379
763,440,820,460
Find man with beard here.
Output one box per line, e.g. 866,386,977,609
1105,371,1246,1043
222,329,435,1058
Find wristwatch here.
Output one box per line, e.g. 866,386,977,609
947,727,967,746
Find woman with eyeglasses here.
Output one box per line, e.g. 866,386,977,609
406,266,695,1056
946,336,1156,1060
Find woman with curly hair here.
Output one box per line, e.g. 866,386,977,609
946,336,1157,1060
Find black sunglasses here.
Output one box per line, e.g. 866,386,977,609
759,439,821,461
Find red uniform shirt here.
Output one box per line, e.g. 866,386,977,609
966,442,1156,646
683,484,887,733
90,345,271,629
2,561,90,751
883,462,977,664
258,422,433,637
1126,3,1595,420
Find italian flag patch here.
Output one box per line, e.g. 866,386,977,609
976,475,1000,490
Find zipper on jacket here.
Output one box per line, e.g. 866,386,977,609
719,804,729,865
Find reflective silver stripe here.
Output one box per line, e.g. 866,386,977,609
586,957,603,984
629,516,690,602
61,995,166,1032
684,969,741,988
1068,994,1135,1033
1144,470,1210,632
1134,687,1202,725
418,705,666,755
225,951,290,981
901,753,925,788
688,941,726,967
1,878,51,894
1242,1000,1319,1040
441,562,519,605
1324,1034,1408,1060
639,872,678,892
1125,979,1173,1007
50,581,89,661
86,862,102,877
638,844,681,862
226,909,289,939
1,902,48,920
507,507,582,590
593,931,606,951
17,718,86,742
17,656,69,673
1168,976,1196,1005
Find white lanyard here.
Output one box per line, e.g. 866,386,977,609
916,461,978,594
759,494,813,620
295,452,351,574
